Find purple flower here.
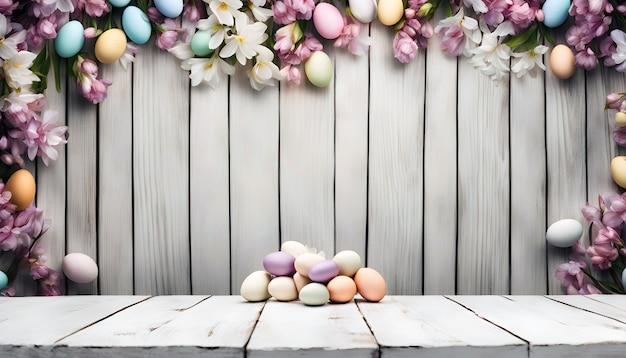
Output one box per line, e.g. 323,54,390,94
587,227,621,269
613,125,626,147
575,48,599,70
74,57,112,104
555,260,586,294
393,31,418,64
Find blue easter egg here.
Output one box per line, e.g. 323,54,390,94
108,0,131,7
54,20,85,58
122,6,152,45
153,0,184,18
0,271,7,290
190,30,214,57
542,0,571,28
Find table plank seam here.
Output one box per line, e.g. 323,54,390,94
52,295,154,345
544,295,626,325
443,296,532,353
243,300,268,354
354,298,382,354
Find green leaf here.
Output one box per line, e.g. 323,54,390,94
52,44,61,93
505,23,536,50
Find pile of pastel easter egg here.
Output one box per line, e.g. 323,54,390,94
240,241,386,306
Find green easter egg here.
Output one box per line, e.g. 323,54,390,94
191,30,214,57
304,51,333,87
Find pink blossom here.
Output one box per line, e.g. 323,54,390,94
602,193,626,227
555,260,587,294
393,31,418,63
72,0,110,17
157,30,178,50
273,1,297,25
287,0,315,20
587,226,621,269
75,57,112,104
334,20,370,56
576,48,599,70
279,64,301,84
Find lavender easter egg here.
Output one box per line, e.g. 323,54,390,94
263,251,296,276
313,3,344,40
154,0,184,18
542,0,570,28
308,260,339,283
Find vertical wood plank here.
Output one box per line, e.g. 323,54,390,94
456,59,510,294
98,62,134,295
133,46,190,294
280,54,335,255
423,17,458,295
66,80,98,295
510,72,547,294
230,75,280,294
334,45,369,259
190,82,231,295
545,50,586,294
35,67,67,296
368,23,424,295
14,162,37,295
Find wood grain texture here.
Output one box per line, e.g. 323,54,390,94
189,78,231,295
456,58,510,294
357,296,526,357
230,75,280,294
423,19,458,295
246,299,377,357
98,61,134,295
509,72,547,294
66,80,98,295
547,295,626,323
133,46,190,294
545,49,587,294
334,43,369,259
279,57,335,255
368,22,424,295
57,296,263,357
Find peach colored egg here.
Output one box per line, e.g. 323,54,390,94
95,29,127,64
268,276,298,301
327,275,357,303
549,44,576,80
313,3,344,40
293,272,311,292
5,169,36,211
62,253,99,283
354,267,386,302
294,252,325,277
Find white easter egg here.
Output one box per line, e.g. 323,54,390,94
349,0,378,23
240,270,272,302
62,253,99,283
546,219,583,248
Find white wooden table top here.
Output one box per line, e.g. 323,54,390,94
1,295,626,357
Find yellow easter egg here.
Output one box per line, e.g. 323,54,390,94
95,29,127,64
611,156,626,188
615,111,626,126
377,0,404,26
4,169,36,211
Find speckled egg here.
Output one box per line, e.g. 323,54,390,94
299,283,329,306
304,51,333,88
122,6,152,45
241,270,272,302
4,169,36,211
549,44,576,80
55,21,85,58
62,253,99,284
95,29,128,64
546,219,583,248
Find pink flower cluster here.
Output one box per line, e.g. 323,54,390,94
557,193,626,294
393,0,434,63
606,92,626,146
0,182,62,296
566,0,626,70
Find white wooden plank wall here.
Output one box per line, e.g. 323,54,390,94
25,28,626,296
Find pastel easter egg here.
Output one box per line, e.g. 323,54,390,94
241,270,272,302
308,260,339,283
349,0,378,23
542,0,571,28
281,240,308,258
327,276,357,303
615,112,626,126
5,169,36,211
108,0,131,7
55,20,85,58
154,0,184,18
333,250,362,277
293,272,311,292
95,29,128,64
549,44,576,79
122,6,152,45
294,252,325,277
546,219,583,248
0,270,7,290
354,267,386,302
263,251,296,277
611,156,626,188
268,276,298,301
191,30,214,57
299,283,330,306
377,0,404,26
313,3,344,40
62,253,99,283
304,51,333,88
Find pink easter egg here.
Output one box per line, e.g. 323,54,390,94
313,3,344,40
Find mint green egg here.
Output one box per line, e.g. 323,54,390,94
55,21,85,58
0,270,7,290
191,30,214,57
304,51,333,87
